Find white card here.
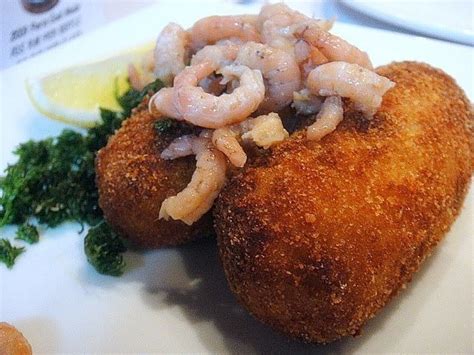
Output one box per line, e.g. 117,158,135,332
1,0,105,69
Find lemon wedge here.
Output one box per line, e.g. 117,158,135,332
26,42,155,128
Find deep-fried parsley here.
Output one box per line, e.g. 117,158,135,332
215,62,473,343
96,103,212,248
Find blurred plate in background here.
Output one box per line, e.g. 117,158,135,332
341,0,474,45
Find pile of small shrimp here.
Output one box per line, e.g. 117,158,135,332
129,3,395,225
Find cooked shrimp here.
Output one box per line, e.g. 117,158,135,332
294,39,329,78
128,64,143,91
294,22,373,69
258,3,309,50
258,3,332,51
212,113,288,167
307,62,395,117
258,3,332,31
154,23,191,85
257,5,334,75
292,88,323,115
212,127,247,167
257,3,307,27
128,51,156,91
190,15,260,51
173,62,265,128
148,87,182,119
191,42,240,67
235,42,301,113
198,73,227,96
141,50,156,84
160,135,194,159
142,49,155,72
159,133,227,225
190,43,241,94
307,96,343,141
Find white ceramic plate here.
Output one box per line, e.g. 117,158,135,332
341,0,474,46
1,2,473,353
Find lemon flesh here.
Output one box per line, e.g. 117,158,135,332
26,42,154,128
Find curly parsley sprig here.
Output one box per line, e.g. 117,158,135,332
0,239,25,268
0,79,164,272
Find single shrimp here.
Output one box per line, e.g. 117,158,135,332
198,73,227,96
128,51,156,91
258,3,332,51
293,22,373,70
191,43,241,95
212,126,246,167
159,132,227,225
143,49,155,72
154,23,191,86
258,3,309,51
173,62,265,128
307,96,343,141
306,61,395,117
212,112,288,167
294,39,328,79
128,64,143,91
189,15,260,51
235,42,301,113
257,4,334,76
160,135,194,159
292,88,323,116
190,42,240,67
150,45,260,122
258,3,308,50
148,87,182,119
258,3,332,31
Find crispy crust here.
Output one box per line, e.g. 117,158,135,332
96,103,212,249
214,62,473,343
0,322,32,355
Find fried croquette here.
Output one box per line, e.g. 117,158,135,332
96,103,212,248
214,62,473,343
0,322,32,355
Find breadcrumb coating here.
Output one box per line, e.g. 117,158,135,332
215,62,473,343
0,322,32,355
96,103,212,248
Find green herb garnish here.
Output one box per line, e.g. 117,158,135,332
118,79,165,118
0,239,25,268
0,130,100,227
0,78,164,271
154,118,196,136
154,118,181,135
86,108,126,152
84,221,127,276
15,223,39,244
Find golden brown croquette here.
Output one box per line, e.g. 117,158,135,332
214,62,473,343
96,103,212,248
0,322,32,355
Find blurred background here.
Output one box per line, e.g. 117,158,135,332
1,0,472,69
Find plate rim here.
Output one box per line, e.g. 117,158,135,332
340,0,474,46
